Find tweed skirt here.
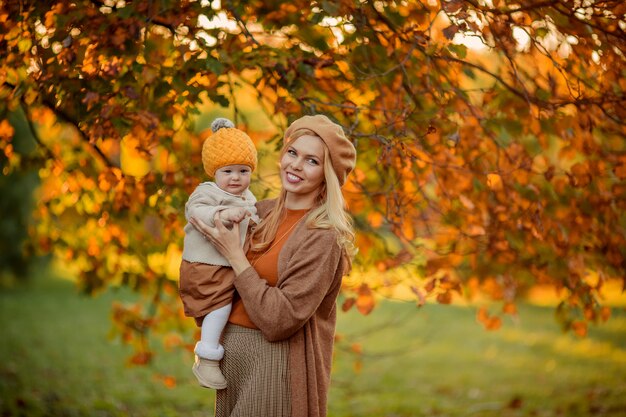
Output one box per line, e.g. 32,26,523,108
215,324,291,417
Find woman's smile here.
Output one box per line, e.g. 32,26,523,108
285,172,303,183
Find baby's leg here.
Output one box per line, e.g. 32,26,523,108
199,303,232,351
193,303,232,389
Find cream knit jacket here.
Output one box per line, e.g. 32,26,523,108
182,182,259,266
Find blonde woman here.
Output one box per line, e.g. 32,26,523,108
189,114,357,417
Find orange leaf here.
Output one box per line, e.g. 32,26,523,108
0,119,15,139
155,374,177,388
486,316,502,330
342,297,356,312
402,221,416,240
466,225,486,236
164,333,183,350
355,234,373,258
356,284,375,315
436,291,452,304
487,173,503,191
129,351,152,365
458,194,475,210
367,211,384,228
572,321,587,337
424,278,436,293
87,237,100,257
569,162,591,187
163,376,176,388
502,302,517,315
614,164,626,179
477,307,502,330
477,307,489,323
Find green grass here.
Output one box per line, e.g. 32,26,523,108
1,275,625,417
332,300,626,417
0,276,211,417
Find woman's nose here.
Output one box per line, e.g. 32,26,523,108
291,157,304,170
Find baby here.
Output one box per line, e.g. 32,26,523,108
179,118,259,389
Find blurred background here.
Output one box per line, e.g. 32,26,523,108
1,1,625,416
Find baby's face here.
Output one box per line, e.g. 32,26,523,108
214,164,252,195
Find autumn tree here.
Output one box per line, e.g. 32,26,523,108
1,0,625,359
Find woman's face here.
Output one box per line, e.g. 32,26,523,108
280,135,326,204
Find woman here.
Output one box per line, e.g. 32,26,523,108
189,114,357,417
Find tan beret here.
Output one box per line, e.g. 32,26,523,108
201,118,257,177
283,115,356,186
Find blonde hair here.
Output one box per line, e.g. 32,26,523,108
250,130,356,270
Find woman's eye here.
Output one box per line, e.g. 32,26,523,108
308,159,319,165
288,149,296,156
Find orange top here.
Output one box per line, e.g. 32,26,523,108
229,208,309,328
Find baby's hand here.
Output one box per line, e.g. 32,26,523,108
219,207,250,224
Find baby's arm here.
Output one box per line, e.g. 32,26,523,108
218,207,251,226
185,190,228,227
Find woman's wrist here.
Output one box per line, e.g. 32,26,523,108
229,252,252,276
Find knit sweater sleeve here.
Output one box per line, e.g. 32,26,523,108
185,187,229,227
233,228,342,342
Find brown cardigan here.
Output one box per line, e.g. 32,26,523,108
233,199,345,417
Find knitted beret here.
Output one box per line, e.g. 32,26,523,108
201,118,257,177
283,115,356,186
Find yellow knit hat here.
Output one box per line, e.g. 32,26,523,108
201,118,257,177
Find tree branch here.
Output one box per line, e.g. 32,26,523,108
426,52,626,109
3,81,115,169
39,95,115,168
88,0,177,33
19,100,57,162
463,0,560,16
224,1,261,46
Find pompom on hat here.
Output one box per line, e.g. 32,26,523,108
201,118,257,177
283,114,356,186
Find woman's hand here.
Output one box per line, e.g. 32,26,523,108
189,214,252,275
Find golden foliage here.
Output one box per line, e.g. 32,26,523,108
2,0,625,362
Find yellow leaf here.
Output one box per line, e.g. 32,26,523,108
121,135,151,177
149,243,182,281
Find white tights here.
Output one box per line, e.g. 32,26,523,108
200,303,232,349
